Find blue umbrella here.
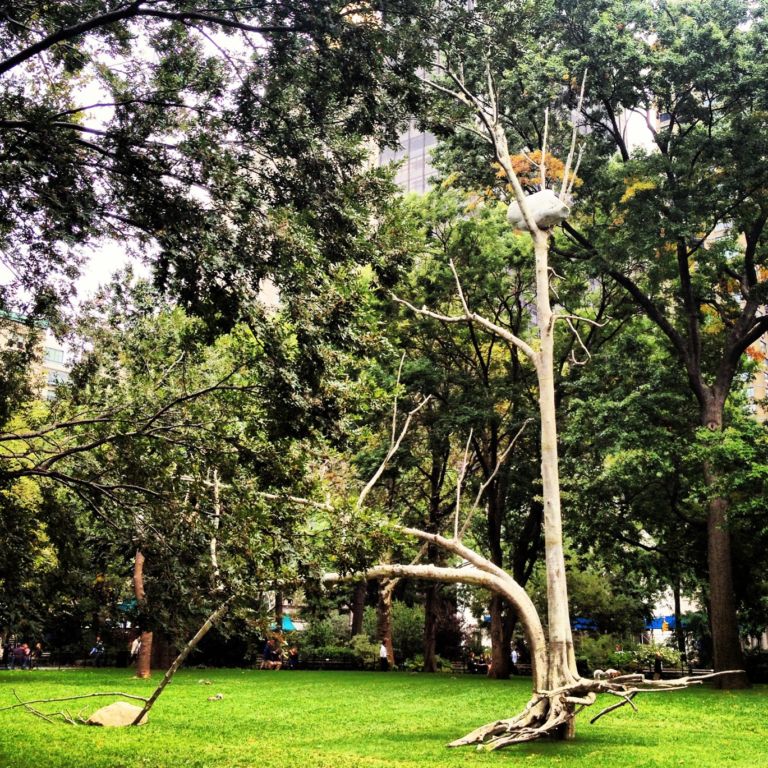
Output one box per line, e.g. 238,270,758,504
269,615,297,632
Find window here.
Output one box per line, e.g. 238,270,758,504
44,347,65,364
47,371,69,386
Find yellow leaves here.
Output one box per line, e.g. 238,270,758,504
746,345,766,363
620,178,657,203
2,476,43,507
654,241,677,259
463,194,484,213
494,150,582,191
440,171,460,190
701,305,725,336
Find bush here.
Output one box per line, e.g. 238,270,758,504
744,650,768,683
308,645,356,663
575,635,624,672
362,602,425,661
402,654,453,672
633,643,681,671
350,635,378,668
295,614,351,654
575,636,681,674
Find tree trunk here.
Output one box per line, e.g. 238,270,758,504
701,398,748,689
533,230,577,700
673,579,686,672
350,582,366,637
486,479,512,679
274,589,284,630
488,595,511,679
423,583,438,672
133,549,153,679
377,579,396,667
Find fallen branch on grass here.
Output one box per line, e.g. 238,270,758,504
1,597,234,727
0,690,150,713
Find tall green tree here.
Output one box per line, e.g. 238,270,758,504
547,0,768,685
378,190,544,678
0,0,429,393
401,0,767,688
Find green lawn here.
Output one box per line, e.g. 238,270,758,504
0,669,765,768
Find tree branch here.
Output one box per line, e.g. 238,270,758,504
0,3,301,77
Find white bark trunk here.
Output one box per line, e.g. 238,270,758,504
532,230,576,690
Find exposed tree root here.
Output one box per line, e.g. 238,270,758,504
449,670,743,751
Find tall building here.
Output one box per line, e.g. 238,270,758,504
379,122,437,194
0,313,70,401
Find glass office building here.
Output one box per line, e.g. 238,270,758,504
379,123,437,194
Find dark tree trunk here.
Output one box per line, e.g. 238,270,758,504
350,582,366,637
423,583,438,672
673,580,686,673
151,633,174,670
274,589,283,630
486,485,512,679
133,548,153,679
377,580,396,667
488,594,512,679
136,631,153,680
701,397,748,689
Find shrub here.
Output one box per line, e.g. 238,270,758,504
295,614,351,653
309,645,356,663
362,602,425,661
744,650,768,683
575,636,681,674
402,654,453,672
634,643,681,671
575,635,623,671
350,635,378,668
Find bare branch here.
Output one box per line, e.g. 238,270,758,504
555,313,609,329
564,316,591,365
561,71,587,202
0,4,302,77
131,596,234,725
0,691,148,713
392,352,406,445
541,107,549,190
590,691,637,724
399,268,540,365
566,146,584,199
453,430,474,539
356,395,432,510
458,419,533,540
253,492,333,512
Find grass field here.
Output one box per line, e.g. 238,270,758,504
0,669,766,768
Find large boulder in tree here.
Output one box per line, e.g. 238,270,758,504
507,189,570,230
